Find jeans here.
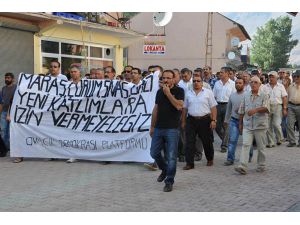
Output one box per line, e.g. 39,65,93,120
227,118,240,162
150,128,179,184
1,112,10,149
227,118,254,162
281,116,288,139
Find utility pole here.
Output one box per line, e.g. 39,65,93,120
205,12,213,68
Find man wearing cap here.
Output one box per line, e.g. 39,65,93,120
286,70,300,147
235,76,270,175
264,71,288,147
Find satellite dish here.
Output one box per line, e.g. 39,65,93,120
153,12,173,27
231,37,240,47
228,51,236,60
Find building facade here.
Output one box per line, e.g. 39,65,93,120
128,12,250,72
0,12,143,86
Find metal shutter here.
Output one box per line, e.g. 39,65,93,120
0,27,34,87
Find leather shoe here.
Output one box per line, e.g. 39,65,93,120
183,164,194,170
207,160,213,166
157,172,166,182
163,183,173,192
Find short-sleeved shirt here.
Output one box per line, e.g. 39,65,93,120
155,86,185,129
213,79,236,103
264,83,287,105
184,88,217,117
224,91,245,123
238,91,270,130
288,83,300,104
1,84,17,112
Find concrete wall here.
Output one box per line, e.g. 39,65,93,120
128,12,239,73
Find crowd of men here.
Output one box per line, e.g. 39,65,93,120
1,60,300,192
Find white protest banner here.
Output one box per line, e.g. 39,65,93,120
10,72,159,162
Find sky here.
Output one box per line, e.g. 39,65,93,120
221,12,300,65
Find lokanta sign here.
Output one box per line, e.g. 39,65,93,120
10,72,159,162
143,41,166,55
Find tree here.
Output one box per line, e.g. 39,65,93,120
251,16,298,70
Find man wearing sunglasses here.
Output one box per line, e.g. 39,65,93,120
182,76,217,169
235,76,270,175
286,70,300,147
48,60,68,81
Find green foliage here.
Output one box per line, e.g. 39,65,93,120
251,16,298,70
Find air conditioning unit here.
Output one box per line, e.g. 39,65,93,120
104,47,114,59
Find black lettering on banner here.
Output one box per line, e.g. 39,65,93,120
105,116,121,133
138,114,151,132
14,105,43,125
111,116,128,133
111,99,123,115
18,73,33,86
82,115,98,132
47,97,62,111
18,90,28,105
120,114,136,132
132,95,147,114
124,97,136,114
91,115,108,132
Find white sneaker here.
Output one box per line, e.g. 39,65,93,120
66,158,78,163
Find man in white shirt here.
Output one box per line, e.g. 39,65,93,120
182,76,217,169
213,66,236,152
264,71,288,147
178,68,193,92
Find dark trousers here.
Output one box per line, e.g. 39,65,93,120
185,116,214,165
216,104,229,148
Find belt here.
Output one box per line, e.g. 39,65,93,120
217,102,228,105
188,114,210,120
231,117,239,120
289,102,300,106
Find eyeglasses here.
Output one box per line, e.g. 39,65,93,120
193,80,202,83
162,77,172,80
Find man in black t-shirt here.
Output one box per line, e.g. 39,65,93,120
150,70,184,192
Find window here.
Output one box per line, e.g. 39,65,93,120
41,38,114,75
41,40,59,53
90,46,103,58
61,43,88,56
